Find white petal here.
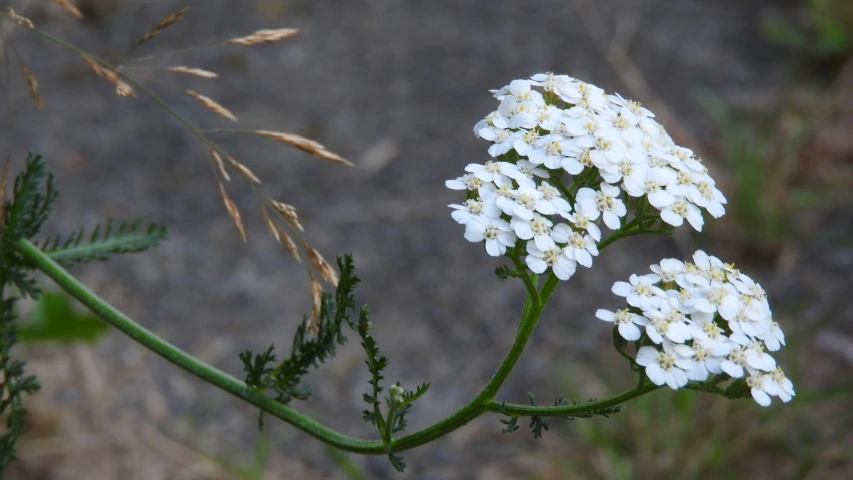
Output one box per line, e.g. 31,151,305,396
619,322,642,341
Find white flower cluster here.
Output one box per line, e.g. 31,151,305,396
596,250,794,407
447,73,726,281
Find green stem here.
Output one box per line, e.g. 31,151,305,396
390,273,560,452
510,252,540,309
14,238,385,454
486,381,660,417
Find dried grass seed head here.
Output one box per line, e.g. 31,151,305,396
185,90,237,121
226,28,299,45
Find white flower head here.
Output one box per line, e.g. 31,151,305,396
596,250,793,403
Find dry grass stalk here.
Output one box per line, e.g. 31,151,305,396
278,226,301,262
167,66,218,79
6,8,34,28
253,130,352,166
51,0,84,19
217,180,246,242
115,80,136,97
268,200,303,231
135,7,189,47
304,243,338,286
185,90,236,121
20,64,43,108
208,148,230,181
227,155,261,184
225,29,299,45
261,208,281,243
308,270,323,334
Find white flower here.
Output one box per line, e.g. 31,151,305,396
747,372,779,407
525,243,577,280
576,184,626,230
660,197,704,231
611,274,665,310
770,367,795,403
596,308,648,341
449,198,500,225
511,214,556,251
565,200,602,241
636,345,692,390
526,134,570,169
465,161,511,186
720,345,749,378
561,231,599,268
643,167,677,209
688,178,727,218
464,217,516,257
500,160,548,188
650,258,685,284
684,336,730,381
445,173,484,192
535,182,572,217
761,321,786,352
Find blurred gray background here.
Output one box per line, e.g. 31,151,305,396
3,0,852,478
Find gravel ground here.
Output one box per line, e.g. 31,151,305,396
2,0,852,478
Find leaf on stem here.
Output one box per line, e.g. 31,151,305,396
37,219,168,266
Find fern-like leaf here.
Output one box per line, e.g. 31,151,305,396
38,219,168,266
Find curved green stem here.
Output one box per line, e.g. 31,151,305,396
15,238,385,454
485,381,660,417
15,229,659,456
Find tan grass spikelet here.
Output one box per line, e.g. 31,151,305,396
217,180,246,242
83,57,112,80
261,208,281,243
167,66,218,79
268,200,303,231
51,0,84,19
308,270,323,333
135,7,189,47
208,148,230,181
20,65,43,108
304,243,338,286
6,8,34,28
225,29,299,46
278,227,301,263
253,130,352,166
115,80,136,97
82,57,135,97
227,155,261,184
185,90,237,121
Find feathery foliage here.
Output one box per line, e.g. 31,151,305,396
37,219,168,266
239,255,360,427
0,154,55,469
